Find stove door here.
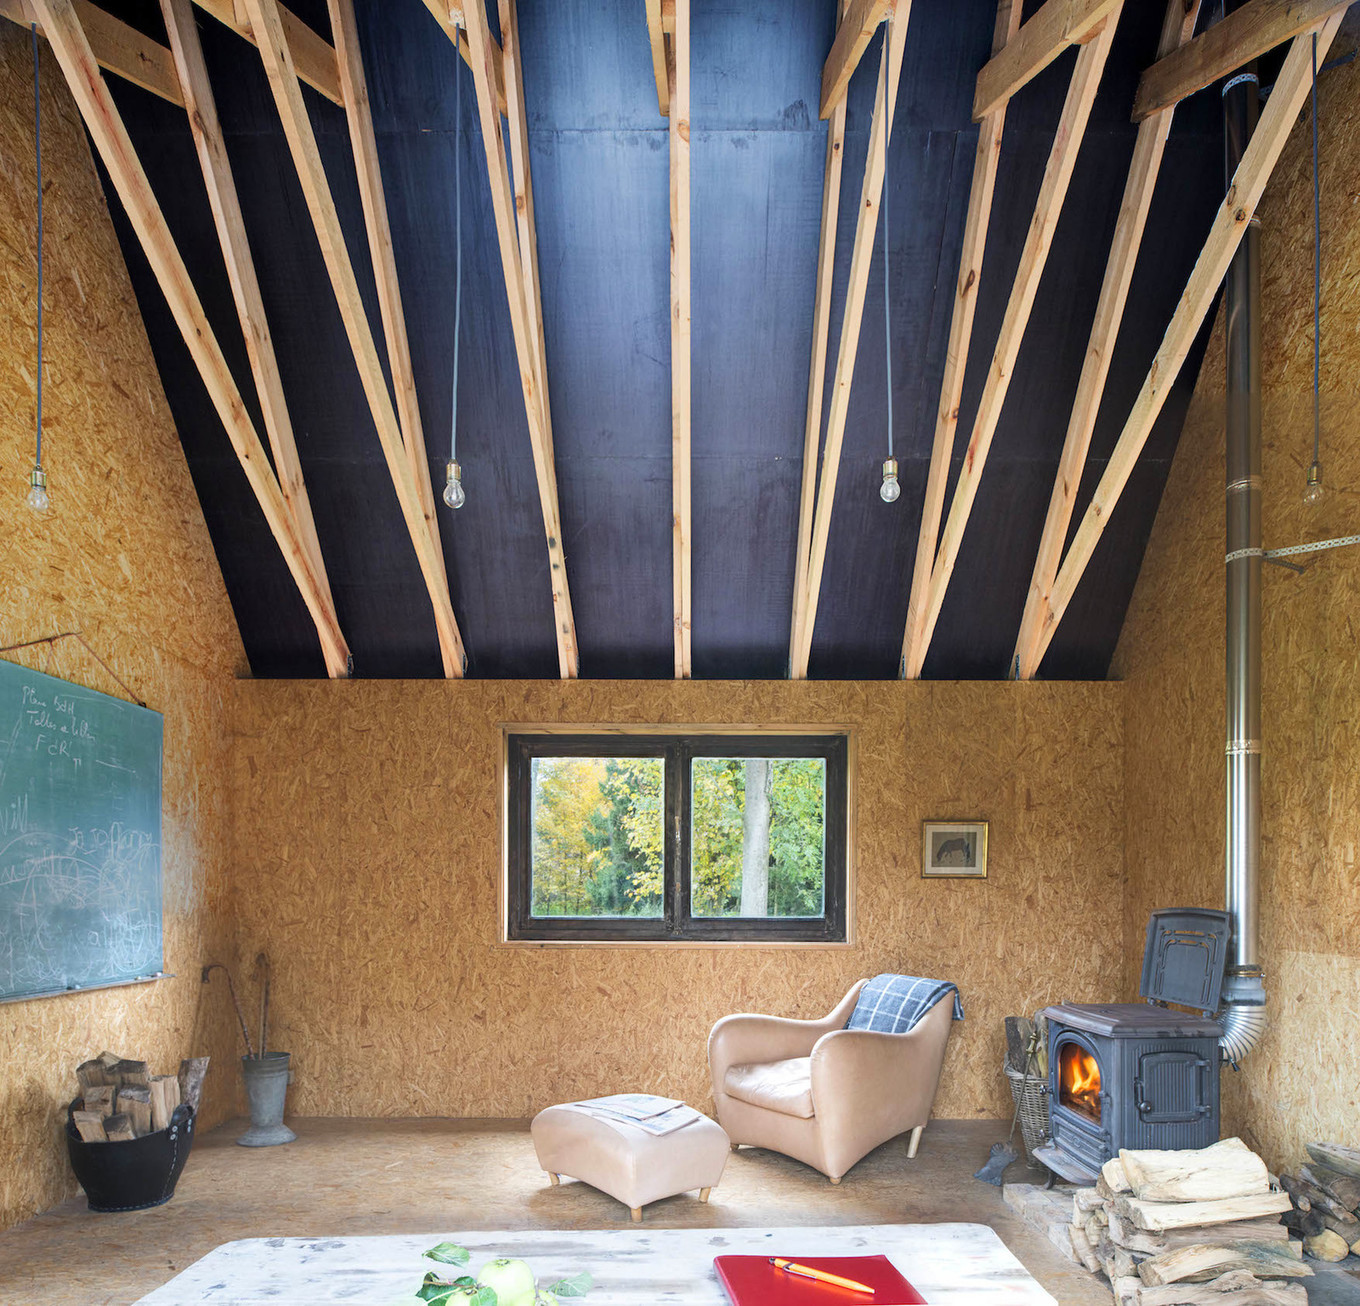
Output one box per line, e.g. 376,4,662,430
1134,1050,1211,1124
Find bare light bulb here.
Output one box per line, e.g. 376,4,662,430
26,465,48,513
1304,460,1324,506
879,457,900,504
443,460,466,510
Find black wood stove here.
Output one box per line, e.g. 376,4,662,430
1035,909,1232,1184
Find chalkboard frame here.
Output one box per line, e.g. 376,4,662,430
0,658,165,1003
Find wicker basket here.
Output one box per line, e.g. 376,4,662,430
1006,1065,1050,1158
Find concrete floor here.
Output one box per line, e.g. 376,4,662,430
0,1117,1118,1304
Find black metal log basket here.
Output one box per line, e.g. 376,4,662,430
65,1099,196,1212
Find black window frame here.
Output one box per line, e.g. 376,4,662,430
506,732,849,943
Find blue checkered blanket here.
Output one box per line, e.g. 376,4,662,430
845,974,964,1033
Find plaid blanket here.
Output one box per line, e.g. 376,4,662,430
845,974,964,1033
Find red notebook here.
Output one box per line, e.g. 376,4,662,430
713,1254,926,1305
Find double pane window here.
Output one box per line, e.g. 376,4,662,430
507,733,848,942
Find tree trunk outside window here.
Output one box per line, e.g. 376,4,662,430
739,758,773,917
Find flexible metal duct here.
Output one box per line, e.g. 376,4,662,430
1219,64,1267,1063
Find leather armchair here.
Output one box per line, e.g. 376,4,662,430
708,980,956,1183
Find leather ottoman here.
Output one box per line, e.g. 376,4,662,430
530,1105,729,1222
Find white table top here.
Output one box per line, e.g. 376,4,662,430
135,1223,1058,1305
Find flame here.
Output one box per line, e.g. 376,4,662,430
1059,1044,1101,1121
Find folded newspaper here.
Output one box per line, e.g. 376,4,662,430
562,1093,701,1136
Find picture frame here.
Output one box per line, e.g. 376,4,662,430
921,820,988,879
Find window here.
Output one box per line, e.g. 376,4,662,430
506,733,848,942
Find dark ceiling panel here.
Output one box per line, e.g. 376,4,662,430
89,0,1225,683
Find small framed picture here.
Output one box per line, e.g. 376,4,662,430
922,821,988,878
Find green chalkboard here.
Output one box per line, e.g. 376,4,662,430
0,658,163,1002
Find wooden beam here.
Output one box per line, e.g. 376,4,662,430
500,0,552,466
26,0,349,674
820,0,890,120
644,0,668,116
1,0,184,106
973,0,1121,120
1013,0,1200,680
418,0,507,116
159,0,344,677
239,0,467,676
789,4,849,677
191,0,342,107
460,0,579,678
1133,0,1351,122
897,0,1020,681
669,0,691,678
902,11,1120,679
1030,15,1344,668
790,4,912,681
326,0,463,676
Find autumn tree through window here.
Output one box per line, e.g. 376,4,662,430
506,734,848,941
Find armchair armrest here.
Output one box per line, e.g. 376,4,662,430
808,995,955,1128
708,980,867,1093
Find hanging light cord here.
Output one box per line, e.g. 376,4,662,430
882,22,893,461
1311,32,1321,471
32,23,43,471
450,23,463,466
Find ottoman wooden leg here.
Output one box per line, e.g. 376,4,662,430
548,1173,560,1186
699,1187,711,1203
829,1176,841,1185
907,1125,924,1160
630,1207,643,1223
730,1142,741,1152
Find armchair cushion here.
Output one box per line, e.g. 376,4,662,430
723,1057,814,1118
845,974,964,1033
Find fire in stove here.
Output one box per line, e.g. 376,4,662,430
1059,1043,1101,1123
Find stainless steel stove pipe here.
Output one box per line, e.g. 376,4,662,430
1219,64,1268,1063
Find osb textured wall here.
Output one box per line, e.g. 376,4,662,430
0,29,246,1231
1114,31,1360,1172
231,679,1124,1125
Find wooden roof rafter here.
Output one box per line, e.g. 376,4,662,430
820,0,891,119
669,0,691,677
159,0,341,675
1012,0,1202,681
901,1,1122,680
26,0,351,677
789,1,912,681
896,0,1020,685
238,0,468,676
0,0,183,104
1025,14,1346,672
190,0,341,104
455,0,580,678
790,0,849,677
419,0,507,115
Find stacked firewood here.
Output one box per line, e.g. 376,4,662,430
1065,1138,1310,1304
1279,1142,1360,1263
70,1051,209,1142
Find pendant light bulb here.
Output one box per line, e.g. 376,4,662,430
26,464,48,513
1304,460,1324,506
443,460,466,510
879,457,900,504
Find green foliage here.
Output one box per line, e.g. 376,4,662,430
529,754,825,920
424,1244,472,1267
417,1245,592,1306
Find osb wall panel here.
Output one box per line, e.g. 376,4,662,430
0,30,245,1231
1113,31,1360,1170
231,679,1124,1125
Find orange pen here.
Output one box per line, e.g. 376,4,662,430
769,1258,875,1296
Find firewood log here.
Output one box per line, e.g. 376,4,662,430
1108,1211,1291,1254
1298,1162,1360,1212
1101,1156,1132,1194
178,1057,209,1113
71,1111,107,1143
1306,1142,1360,1180
1297,1166,1358,1220
75,1060,108,1092
1115,1191,1292,1232
1067,1223,1102,1273
149,1076,179,1131
81,1085,115,1119
113,1060,150,1088
1074,1186,1105,1213
116,1085,152,1137
1137,1242,1311,1287
1120,1139,1268,1204
104,1114,135,1142
1126,1270,1307,1304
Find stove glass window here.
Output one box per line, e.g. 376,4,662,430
1058,1042,1101,1123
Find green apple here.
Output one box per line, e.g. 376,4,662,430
476,1258,537,1306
